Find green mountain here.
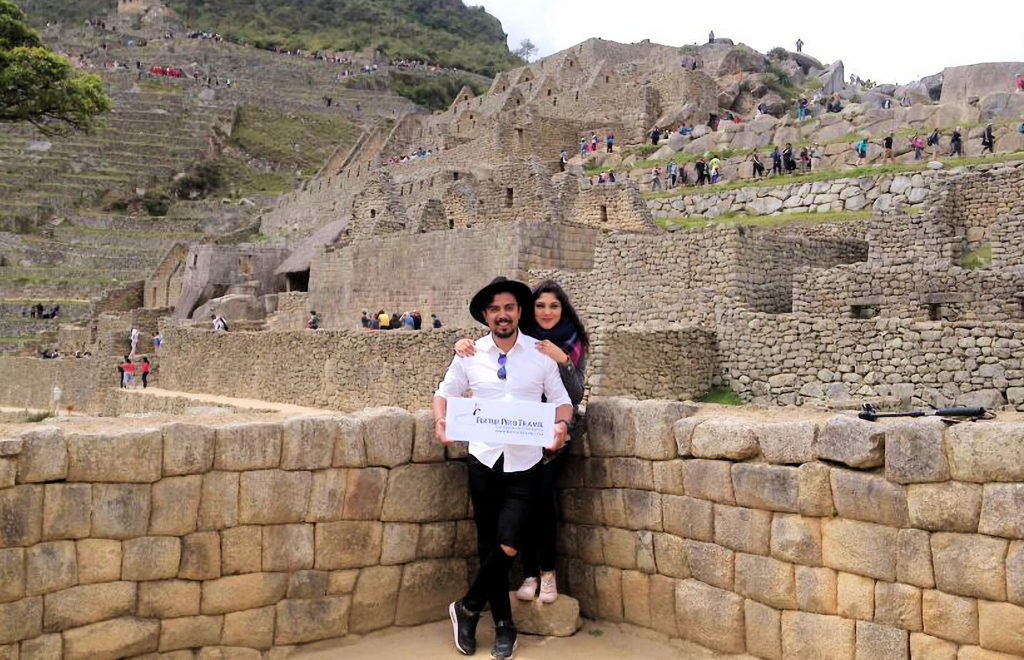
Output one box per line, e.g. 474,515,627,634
19,0,522,76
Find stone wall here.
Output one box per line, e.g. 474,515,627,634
557,397,1024,658
586,328,716,401
718,311,1024,409
0,410,474,656
0,357,111,412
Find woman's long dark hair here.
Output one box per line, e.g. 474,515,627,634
529,280,590,354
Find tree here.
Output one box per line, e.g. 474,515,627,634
512,38,536,62
0,0,111,134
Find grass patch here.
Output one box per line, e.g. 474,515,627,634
960,245,993,270
699,387,744,406
656,209,873,231
230,106,361,174
19,410,53,423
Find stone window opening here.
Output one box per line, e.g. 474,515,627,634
516,128,524,145
370,209,376,219
191,254,198,267
447,217,454,229
453,172,460,181
600,205,608,222
547,89,552,96
553,97,557,107
286,270,310,293
575,90,580,102
506,188,514,208
605,75,610,83
927,303,943,321
850,304,879,320
238,255,253,275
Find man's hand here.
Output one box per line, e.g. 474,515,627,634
435,418,453,446
547,420,569,452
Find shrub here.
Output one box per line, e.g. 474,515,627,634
768,47,789,61
172,161,223,199
142,191,171,217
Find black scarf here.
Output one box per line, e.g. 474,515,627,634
530,317,577,355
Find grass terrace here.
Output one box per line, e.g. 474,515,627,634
655,209,874,231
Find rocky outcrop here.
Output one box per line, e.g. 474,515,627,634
939,62,1024,105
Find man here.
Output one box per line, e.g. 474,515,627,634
360,310,371,328
796,38,804,53
129,327,139,358
558,149,567,172
981,123,995,155
434,277,573,659
883,133,895,164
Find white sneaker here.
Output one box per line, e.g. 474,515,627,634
515,577,538,601
539,571,558,603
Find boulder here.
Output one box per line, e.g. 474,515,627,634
193,294,266,323
978,92,1024,121
509,592,581,636
818,61,845,94
920,72,944,101
940,62,1024,105
894,81,931,105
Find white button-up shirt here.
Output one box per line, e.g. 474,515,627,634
435,331,571,472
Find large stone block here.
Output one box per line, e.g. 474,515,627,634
922,589,978,644
837,572,875,621
287,569,328,598
608,458,654,490
586,397,635,457
714,504,771,555
978,483,1024,538
1009,541,1024,606
0,597,41,645
67,430,162,483
314,521,383,570
25,541,76,596
394,559,467,626
674,418,701,457
201,573,288,615
510,592,582,636
275,596,349,645
43,581,135,631
875,581,922,631
795,565,837,615
781,611,855,660
380,463,467,522
150,475,201,536
771,514,822,566
978,601,1024,656
42,483,91,540
0,458,11,489
830,469,909,527
896,529,934,588
16,428,66,483
221,606,274,649
122,536,180,581
798,462,835,517
745,598,782,660
61,617,159,660
621,570,651,627
306,469,347,522
755,421,818,465
623,488,662,531
221,526,261,575
691,419,758,460
732,464,799,512
342,467,387,520
855,621,909,660
331,417,366,467
735,553,796,610
196,647,261,660
381,523,419,565
909,632,957,660
649,574,678,638
349,565,401,633
91,484,150,539
261,524,314,572
358,407,415,468
931,533,1007,600
822,518,897,581
158,615,223,652
955,647,1023,660
214,424,281,471
652,532,689,579
161,423,215,476
0,549,23,602
596,565,623,622
417,522,456,559
662,494,713,541
946,423,1024,482
651,459,685,494
675,579,745,653
907,482,982,532
75,539,120,585
197,472,238,531
818,416,884,469
281,416,336,470
180,531,221,580
411,409,446,463
685,540,734,590
631,400,692,460
0,485,42,546
138,579,201,618
20,633,61,659
238,470,311,524
884,419,949,484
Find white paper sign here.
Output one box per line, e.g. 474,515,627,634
445,398,556,446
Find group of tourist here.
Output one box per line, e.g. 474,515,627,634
20,304,61,319
436,277,588,659
359,309,443,330
117,355,152,389
578,130,615,157
383,147,437,166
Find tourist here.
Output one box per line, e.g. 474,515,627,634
708,155,722,183
810,143,823,170
650,126,661,146
121,356,136,388
360,310,371,328
708,30,715,44
783,143,796,172
402,311,416,330
981,123,995,155
650,166,662,191
928,128,941,159
129,327,139,358
377,310,390,330
796,38,804,53
390,311,401,330
453,280,588,606
579,138,586,158
911,134,924,160
116,359,125,388
607,170,616,183
695,157,707,185
750,151,766,178
668,161,678,188
799,146,811,171
950,127,963,157
412,311,423,330
140,357,151,388
369,312,381,330
1016,73,1023,93
606,129,615,153
882,133,895,165
853,137,869,166
152,331,162,353
307,310,320,330
559,149,567,172
432,313,443,328
798,96,809,121
435,277,573,660
590,133,599,152
771,146,783,176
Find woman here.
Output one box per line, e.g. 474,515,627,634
453,280,589,604
141,357,151,388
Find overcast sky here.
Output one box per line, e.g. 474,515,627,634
477,0,1024,85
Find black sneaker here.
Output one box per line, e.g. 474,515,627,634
492,620,518,659
449,600,479,656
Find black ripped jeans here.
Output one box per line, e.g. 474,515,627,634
462,455,541,622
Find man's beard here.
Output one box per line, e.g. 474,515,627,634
492,319,516,338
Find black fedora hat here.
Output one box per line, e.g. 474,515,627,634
469,276,534,326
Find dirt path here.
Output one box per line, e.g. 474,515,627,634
290,620,755,660
123,387,335,416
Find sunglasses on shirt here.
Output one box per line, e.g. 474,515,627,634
498,353,507,380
